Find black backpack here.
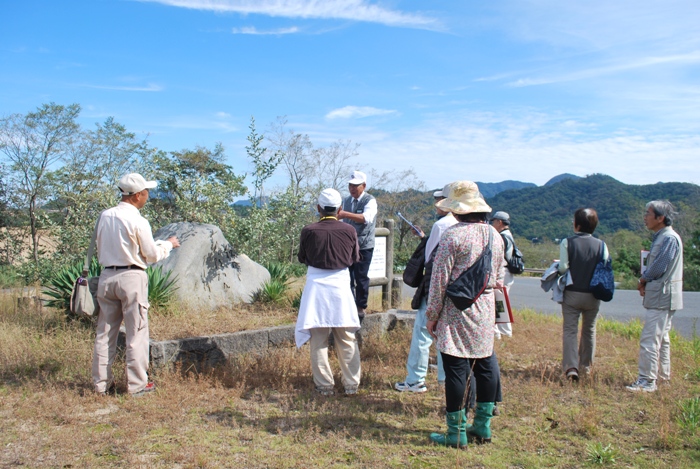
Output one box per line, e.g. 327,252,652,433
503,234,525,274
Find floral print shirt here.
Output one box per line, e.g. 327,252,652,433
425,222,506,358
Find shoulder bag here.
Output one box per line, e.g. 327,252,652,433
589,242,614,302
445,227,493,311
70,214,102,317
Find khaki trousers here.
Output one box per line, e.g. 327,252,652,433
309,327,361,392
92,269,150,394
561,290,600,374
638,308,675,381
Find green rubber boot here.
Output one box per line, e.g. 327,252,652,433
429,409,468,449
467,402,494,444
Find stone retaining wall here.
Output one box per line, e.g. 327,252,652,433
145,310,416,369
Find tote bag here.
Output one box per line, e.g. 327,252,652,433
70,214,102,318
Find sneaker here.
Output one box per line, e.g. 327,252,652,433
566,368,579,382
394,381,428,393
626,378,657,393
131,382,156,397
97,382,117,396
316,386,335,397
344,386,358,396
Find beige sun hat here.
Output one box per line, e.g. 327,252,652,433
435,180,492,215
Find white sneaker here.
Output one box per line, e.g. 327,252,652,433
394,381,427,393
626,378,657,393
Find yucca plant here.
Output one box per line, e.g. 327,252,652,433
253,279,289,304
146,265,179,308
264,262,291,283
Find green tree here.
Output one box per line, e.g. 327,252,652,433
246,117,282,204
49,117,154,266
146,143,246,239
0,103,80,269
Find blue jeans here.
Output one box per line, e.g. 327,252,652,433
405,298,445,384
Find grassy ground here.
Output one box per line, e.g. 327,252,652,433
2,290,700,468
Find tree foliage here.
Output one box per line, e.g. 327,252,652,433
0,103,80,269
145,143,246,239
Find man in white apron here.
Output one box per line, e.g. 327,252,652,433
296,188,362,396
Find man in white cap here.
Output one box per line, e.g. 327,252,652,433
92,173,180,397
296,188,362,396
395,183,457,393
338,170,377,321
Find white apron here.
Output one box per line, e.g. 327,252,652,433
295,266,360,348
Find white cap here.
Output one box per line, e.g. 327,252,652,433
318,188,342,209
433,183,451,198
348,170,367,185
118,173,157,195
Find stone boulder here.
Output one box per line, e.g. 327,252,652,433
153,222,269,309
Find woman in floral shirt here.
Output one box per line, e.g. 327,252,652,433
425,180,505,448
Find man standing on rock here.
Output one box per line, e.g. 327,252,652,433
339,170,377,321
627,200,683,393
296,188,362,396
92,173,179,397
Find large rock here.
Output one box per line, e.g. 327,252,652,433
153,222,269,309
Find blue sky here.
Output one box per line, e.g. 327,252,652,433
2,0,700,191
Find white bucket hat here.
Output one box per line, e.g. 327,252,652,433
435,181,491,215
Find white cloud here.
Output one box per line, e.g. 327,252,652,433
507,52,700,87
325,106,397,120
232,26,300,35
79,83,163,92
140,0,439,29
215,111,232,118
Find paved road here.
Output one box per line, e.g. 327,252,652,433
401,276,700,340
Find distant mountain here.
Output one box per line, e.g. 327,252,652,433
545,173,582,186
476,180,537,199
487,174,700,240
233,196,269,207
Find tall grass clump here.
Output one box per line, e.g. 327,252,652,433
677,397,700,435
586,442,618,465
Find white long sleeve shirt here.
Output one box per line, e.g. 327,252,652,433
96,202,173,269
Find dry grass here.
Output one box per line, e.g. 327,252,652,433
2,290,700,468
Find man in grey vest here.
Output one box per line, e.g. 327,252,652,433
338,170,377,321
489,211,515,338
627,200,683,393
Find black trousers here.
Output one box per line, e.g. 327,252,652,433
350,248,373,309
442,350,500,413
466,352,502,409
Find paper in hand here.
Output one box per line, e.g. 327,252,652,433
396,212,422,236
